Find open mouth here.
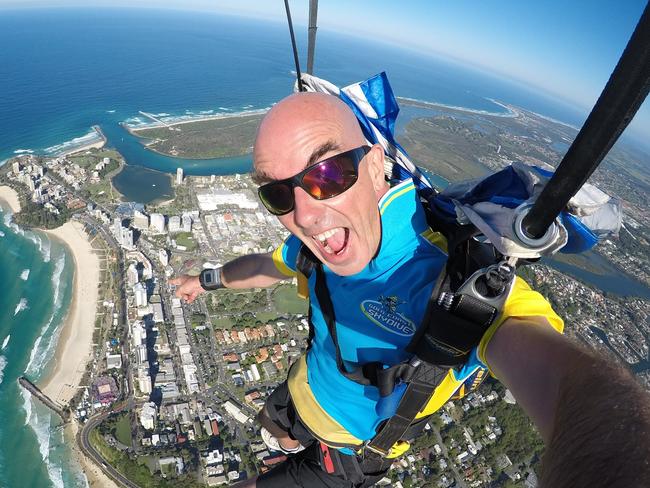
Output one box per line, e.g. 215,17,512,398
312,227,350,256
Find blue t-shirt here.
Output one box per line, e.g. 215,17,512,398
275,180,448,441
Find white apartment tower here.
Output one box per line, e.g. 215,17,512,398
176,167,184,185
133,210,149,230
134,282,148,308
149,213,166,234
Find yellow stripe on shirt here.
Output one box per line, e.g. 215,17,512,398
272,243,296,277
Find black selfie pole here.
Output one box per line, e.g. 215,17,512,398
521,2,650,239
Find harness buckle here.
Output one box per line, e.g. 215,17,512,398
364,441,391,458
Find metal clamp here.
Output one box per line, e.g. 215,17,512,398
513,203,561,251
439,259,516,312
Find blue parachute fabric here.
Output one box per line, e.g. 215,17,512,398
324,71,603,255
559,213,599,253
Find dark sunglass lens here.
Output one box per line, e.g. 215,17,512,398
259,183,294,215
302,157,357,199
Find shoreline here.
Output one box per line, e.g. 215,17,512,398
0,185,21,213
125,108,269,133
39,220,101,406
59,126,106,157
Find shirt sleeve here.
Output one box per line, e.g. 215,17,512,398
477,276,564,365
271,234,302,277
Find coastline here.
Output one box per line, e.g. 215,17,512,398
39,220,101,406
0,185,21,213
66,423,119,488
125,108,269,133
60,127,106,157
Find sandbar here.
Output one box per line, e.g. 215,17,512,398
40,220,101,406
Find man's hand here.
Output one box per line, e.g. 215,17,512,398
169,274,204,303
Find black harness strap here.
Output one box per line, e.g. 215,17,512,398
366,361,445,456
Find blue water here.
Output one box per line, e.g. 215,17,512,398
0,207,86,488
0,7,626,488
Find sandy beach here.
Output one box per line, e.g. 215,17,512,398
40,220,101,405
66,423,119,488
0,185,21,213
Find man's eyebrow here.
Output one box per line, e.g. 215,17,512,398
251,140,341,185
306,140,340,167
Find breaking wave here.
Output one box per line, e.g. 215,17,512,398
1,335,9,350
14,298,28,316
0,230,4,237
20,269,30,281
44,130,101,156
13,149,34,154
25,232,51,262
21,390,65,488
0,355,6,386
25,253,67,377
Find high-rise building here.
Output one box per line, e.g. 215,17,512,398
113,217,123,243
121,227,135,250
168,216,181,233
150,213,166,234
182,214,192,232
176,167,184,185
127,263,139,286
12,161,21,174
133,210,149,230
134,282,148,308
159,248,169,266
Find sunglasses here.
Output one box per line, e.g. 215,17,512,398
258,146,371,216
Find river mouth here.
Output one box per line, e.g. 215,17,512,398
544,251,650,300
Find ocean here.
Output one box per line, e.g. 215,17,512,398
0,7,599,488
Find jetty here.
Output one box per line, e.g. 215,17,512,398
138,111,181,131
18,376,70,422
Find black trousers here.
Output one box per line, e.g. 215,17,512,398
257,381,393,488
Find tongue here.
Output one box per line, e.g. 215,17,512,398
325,228,347,254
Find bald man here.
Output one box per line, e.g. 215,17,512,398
170,93,567,487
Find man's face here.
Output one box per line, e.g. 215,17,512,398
254,94,387,276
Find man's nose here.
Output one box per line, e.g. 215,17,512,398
292,187,322,229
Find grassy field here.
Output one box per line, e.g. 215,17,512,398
174,232,197,251
133,113,264,159
115,413,133,446
273,284,308,314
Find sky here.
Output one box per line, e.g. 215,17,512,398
2,0,649,138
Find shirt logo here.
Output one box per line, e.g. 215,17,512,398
361,295,415,337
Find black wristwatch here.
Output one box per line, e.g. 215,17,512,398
199,268,225,291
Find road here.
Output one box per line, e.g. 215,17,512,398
78,403,139,488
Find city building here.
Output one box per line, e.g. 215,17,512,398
158,248,169,266
140,402,157,430
134,282,148,308
181,214,192,232
106,353,122,370
168,215,181,233
176,167,184,185
150,213,166,233
133,210,149,230
127,263,139,287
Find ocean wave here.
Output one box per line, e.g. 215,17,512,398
21,391,65,488
398,96,517,118
1,335,9,350
0,355,6,385
14,298,28,316
3,211,24,236
199,110,214,114
44,130,102,156
13,149,34,154
218,106,232,111
106,110,116,113
25,253,66,377
20,269,30,281
123,107,270,130
0,230,4,237
25,232,51,262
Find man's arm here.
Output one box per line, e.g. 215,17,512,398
170,251,289,303
486,318,650,487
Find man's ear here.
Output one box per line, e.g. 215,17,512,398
367,144,388,194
